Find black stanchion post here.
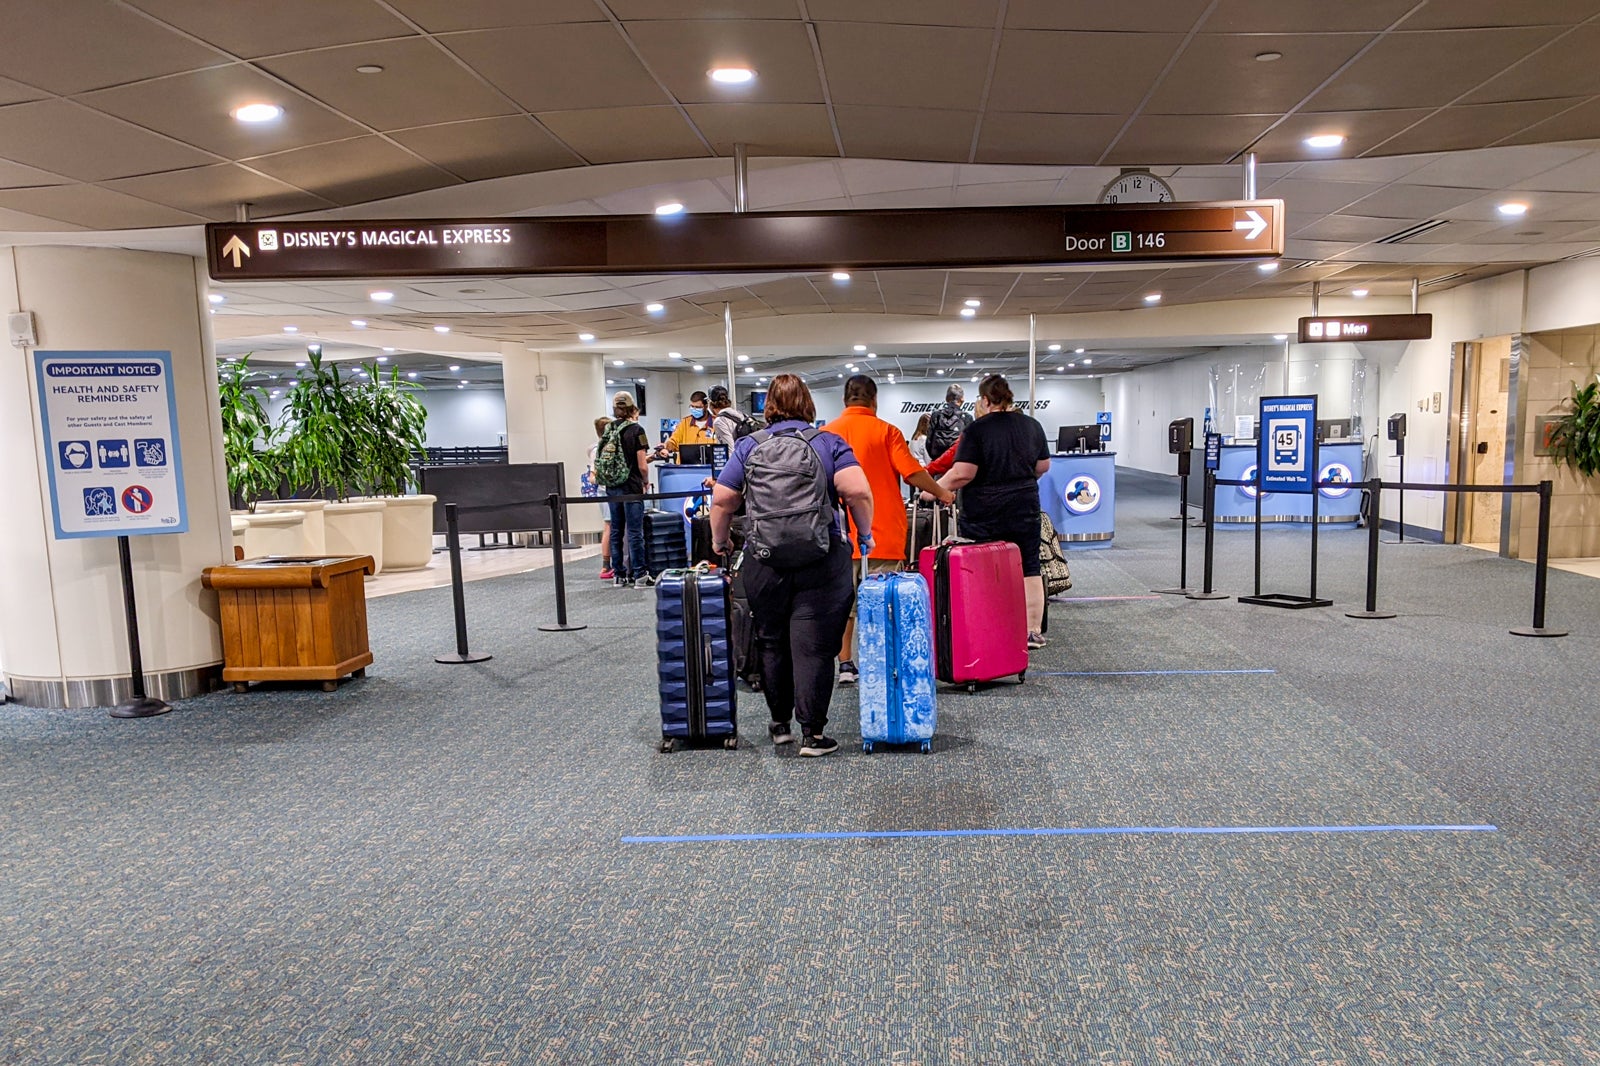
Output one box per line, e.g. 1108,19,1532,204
1309,438,1321,602
539,492,588,633
1188,469,1228,600
1252,464,1263,597
109,534,172,719
436,503,493,664
1512,479,1568,638
1347,477,1395,620
1154,452,1194,596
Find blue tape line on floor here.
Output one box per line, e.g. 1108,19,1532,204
623,824,1498,845
1032,669,1277,676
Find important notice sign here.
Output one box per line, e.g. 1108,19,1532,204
34,351,188,539
1297,313,1432,343
205,201,1284,280
1257,395,1317,495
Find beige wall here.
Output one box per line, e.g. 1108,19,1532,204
1517,328,1600,559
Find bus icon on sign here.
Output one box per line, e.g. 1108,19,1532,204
1268,420,1303,471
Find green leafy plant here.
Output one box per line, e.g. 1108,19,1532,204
1546,378,1600,478
217,354,282,510
346,364,429,497
279,349,356,500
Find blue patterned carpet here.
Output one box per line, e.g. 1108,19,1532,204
3,471,1599,1064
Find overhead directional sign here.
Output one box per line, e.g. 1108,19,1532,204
1297,313,1432,343
205,201,1285,280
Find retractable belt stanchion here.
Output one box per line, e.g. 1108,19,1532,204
1512,479,1568,638
1346,477,1395,620
539,492,586,633
1154,443,1194,595
1188,469,1228,600
435,503,493,664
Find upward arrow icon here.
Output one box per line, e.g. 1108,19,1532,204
221,235,251,268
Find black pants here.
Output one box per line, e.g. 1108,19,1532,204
743,538,855,737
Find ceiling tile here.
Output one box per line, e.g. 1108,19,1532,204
100,163,332,220
1006,0,1209,31
1400,0,1600,29
733,161,846,209
1401,144,1592,189
0,76,45,107
258,38,518,131
77,65,369,159
817,23,993,111
1495,96,1600,147
1245,108,1433,161
0,205,85,230
682,103,839,156
1374,99,1583,156
0,5,220,95
1261,177,1383,213
832,106,977,163
0,100,217,181
805,0,1001,27
951,179,1064,206
443,24,668,112
0,184,204,228
1462,25,1600,104
1204,0,1414,32
384,0,603,32
606,0,797,18
973,112,1123,165
125,0,417,58
1289,214,1416,242
0,159,70,189
989,31,1185,114
1345,183,1485,218
389,117,583,181
537,107,711,164
1308,28,1564,111
1145,33,1371,115
246,136,457,205
1104,114,1277,166
625,19,822,104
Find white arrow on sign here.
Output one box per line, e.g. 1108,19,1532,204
1234,209,1267,241
221,235,251,268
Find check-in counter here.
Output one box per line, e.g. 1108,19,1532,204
1215,442,1364,524
1040,452,1116,548
655,463,715,536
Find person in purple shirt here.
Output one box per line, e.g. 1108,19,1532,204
712,374,873,757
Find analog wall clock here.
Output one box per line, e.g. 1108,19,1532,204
1098,170,1175,204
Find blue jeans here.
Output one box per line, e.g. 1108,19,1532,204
607,488,646,580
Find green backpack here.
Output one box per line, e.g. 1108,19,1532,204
595,419,633,487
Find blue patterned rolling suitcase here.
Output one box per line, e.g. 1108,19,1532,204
857,571,938,753
644,508,689,575
655,568,738,752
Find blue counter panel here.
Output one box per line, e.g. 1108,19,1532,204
656,463,715,536
1039,452,1116,548
1215,443,1362,525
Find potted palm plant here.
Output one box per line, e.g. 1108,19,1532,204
1546,378,1600,478
218,355,306,558
348,365,434,571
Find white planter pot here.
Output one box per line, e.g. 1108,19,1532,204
240,510,306,559
324,499,387,574
355,494,436,572
230,515,248,561
252,499,327,554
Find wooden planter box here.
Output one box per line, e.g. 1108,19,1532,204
202,555,375,691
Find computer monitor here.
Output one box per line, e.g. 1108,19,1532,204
1316,418,1351,442
1056,424,1101,453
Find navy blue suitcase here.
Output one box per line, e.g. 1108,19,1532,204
644,509,689,575
655,569,739,752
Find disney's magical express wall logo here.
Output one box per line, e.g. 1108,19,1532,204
899,399,1052,413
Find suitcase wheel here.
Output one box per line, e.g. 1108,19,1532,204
863,741,874,753
1017,669,1027,684
658,737,676,754
966,683,977,694
723,736,739,750
920,741,932,754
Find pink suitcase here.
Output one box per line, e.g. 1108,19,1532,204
918,538,1029,690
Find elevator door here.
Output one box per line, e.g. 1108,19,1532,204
1464,335,1512,548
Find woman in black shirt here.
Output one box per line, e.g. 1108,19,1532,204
936,374,1052,647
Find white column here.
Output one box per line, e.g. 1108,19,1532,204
501,346,608,535
0,245,231,707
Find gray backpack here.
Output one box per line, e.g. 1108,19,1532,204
742,428,835,568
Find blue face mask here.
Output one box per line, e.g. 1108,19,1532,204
689,407,705,418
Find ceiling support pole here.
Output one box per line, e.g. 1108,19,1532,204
1412,277,1419,313
1028,313,1037,415
1243,152,1257,200
733,143,749,214
235,202,251,223
1311,280,1321,316
724,303,737,409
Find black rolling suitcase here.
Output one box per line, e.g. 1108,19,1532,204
643,509,689,575
689,503,717,566
727,563,764,692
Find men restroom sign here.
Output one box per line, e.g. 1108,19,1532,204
1257,395,1316,494
33,351,188,539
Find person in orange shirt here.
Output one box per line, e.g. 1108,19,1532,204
825,375,954,684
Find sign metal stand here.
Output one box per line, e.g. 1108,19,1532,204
109,534,172,718
1238,395,1332,610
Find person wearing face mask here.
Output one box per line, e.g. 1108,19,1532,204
657,390,717,460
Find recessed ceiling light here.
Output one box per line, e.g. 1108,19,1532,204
1258,262,1279,273
1047,343,1061,351
407,372,418,379
449,364,461,372
737,354,749,362
745,367,755,373
294,361,307,368
283,325,298,333
668,351,683,359
970,375,979,382
613,359,625,366
207,293,224,304
370,290,394,302
458,383,465,389
1255,51,1283,62
1144,293,1161,304
838,373,845,378
636,378,646,384
434,325,450,333
270,390,281,397
1068,362,1076,368
758,378,766,384
708,67,756,84
645,303,664,313
964,299,981,307
351,319,367,327
355,64,384,74
866,352,877,359
1055,366,1064,372
231,103,282,123
1082,357,1093,365
960,308,977,318
1304,134,1345,149
1075,348,1085,354
579,333,595,342
376,355,388,363
1274,334,1288,341
832,271,851,281
966,359,974,364
1498,202,1529,217
692,364,705,372
383,347,397,353
654,202,685,216
936,369,945,375
853,344,867,352
1351,288,1369,298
